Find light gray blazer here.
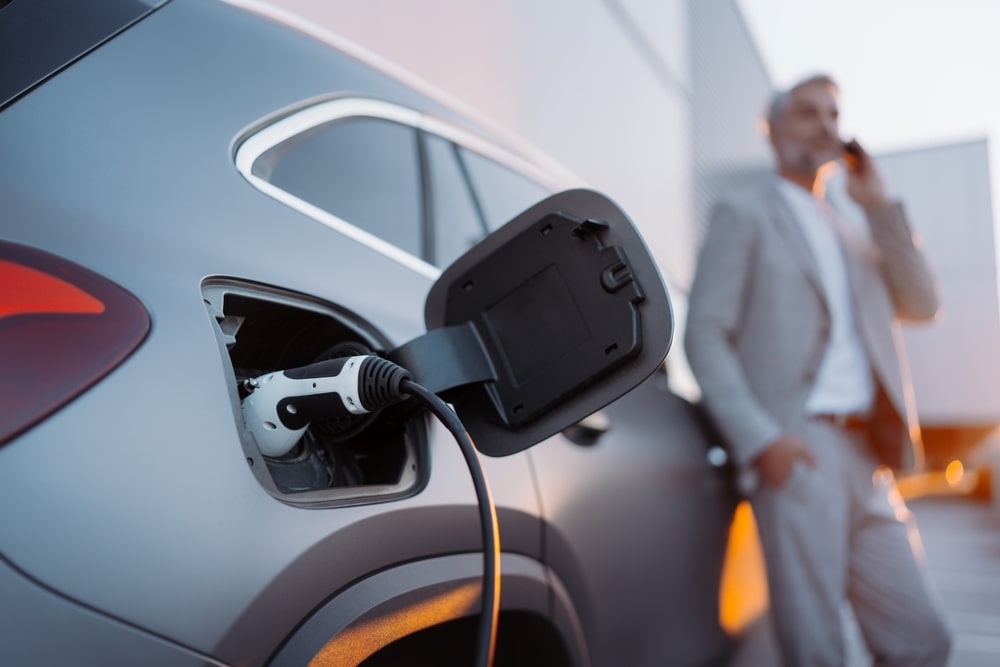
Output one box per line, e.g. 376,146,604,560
684,180,939,472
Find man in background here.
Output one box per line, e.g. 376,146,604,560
684,73,952,665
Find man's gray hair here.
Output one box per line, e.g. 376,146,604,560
766,73,839,134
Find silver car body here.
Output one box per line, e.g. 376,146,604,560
0,0,736,664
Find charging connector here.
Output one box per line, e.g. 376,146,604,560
242,355,411,457
240,355,500,667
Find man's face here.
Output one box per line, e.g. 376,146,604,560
770,81,841,174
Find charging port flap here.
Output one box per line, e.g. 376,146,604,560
404,189,673,457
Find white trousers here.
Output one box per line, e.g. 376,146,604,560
749,417,953,666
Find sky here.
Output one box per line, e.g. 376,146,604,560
736,0,1000,193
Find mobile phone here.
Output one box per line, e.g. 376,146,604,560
842,139,862,171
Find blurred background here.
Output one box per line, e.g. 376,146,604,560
259,0,1000,491
257,1,1000,663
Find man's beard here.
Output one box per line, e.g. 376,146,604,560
776,136,838,173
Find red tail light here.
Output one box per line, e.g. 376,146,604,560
0,241,150,445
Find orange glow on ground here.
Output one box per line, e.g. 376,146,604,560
896,466,979,500
719,500,769,635
308,582,480,666
945,460,965,486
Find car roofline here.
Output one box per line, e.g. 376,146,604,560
220,0,583,188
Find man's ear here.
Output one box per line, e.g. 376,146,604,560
764,120,779,149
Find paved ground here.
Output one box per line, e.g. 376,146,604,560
729,494,1000,666
915,496,1000,666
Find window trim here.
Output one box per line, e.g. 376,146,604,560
234,96,564,279
451,140,491,239
415,129,435,266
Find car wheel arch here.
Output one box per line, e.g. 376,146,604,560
264,552,588,666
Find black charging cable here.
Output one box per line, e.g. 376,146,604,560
242,355,500,666
400,377,500,667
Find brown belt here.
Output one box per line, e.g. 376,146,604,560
812,413,870,431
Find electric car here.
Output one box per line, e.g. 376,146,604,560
0,0,739,664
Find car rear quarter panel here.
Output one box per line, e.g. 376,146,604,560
0,0,543,662
530,373,738,666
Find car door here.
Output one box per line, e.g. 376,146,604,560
431,134,739,666
235,91,732,665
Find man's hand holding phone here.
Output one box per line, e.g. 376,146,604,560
843,137,890,210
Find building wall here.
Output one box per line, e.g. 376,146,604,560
689,0,774,251
261,0,697,289
877,140,1000,425
255,0,1000,427
258,0,773,399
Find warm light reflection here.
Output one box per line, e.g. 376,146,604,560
308,582,480,666
718,500,769,635
945,459,965,486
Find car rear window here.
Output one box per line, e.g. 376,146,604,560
267,117,423,258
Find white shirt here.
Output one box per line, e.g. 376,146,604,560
775,178,874,415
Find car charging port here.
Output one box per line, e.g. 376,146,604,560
202,278,425,508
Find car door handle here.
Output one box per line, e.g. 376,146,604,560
560,410,610,446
